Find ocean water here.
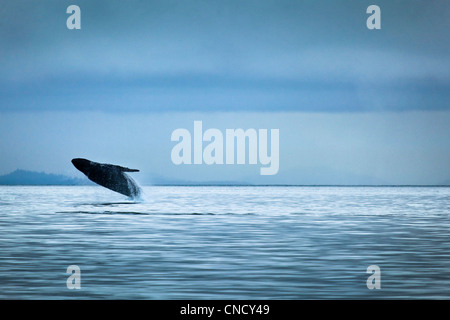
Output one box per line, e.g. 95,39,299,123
0,185,449,299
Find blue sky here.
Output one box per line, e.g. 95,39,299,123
0,0,449,184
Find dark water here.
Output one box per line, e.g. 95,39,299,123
0,186,449,299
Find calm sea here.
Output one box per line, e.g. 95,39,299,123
0,186,449,299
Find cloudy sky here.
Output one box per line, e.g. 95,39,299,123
0,0,449,184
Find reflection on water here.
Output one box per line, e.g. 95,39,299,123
0,186,449,299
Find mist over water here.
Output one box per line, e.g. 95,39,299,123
0,186,449,299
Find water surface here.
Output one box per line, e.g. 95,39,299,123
0,186,449,299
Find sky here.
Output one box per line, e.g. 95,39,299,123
0,0,449,184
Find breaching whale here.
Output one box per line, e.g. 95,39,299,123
71,158,142,198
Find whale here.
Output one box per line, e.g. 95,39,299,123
71,158,142,198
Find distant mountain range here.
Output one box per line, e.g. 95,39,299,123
0,169,248,186
0,170,90,186
0,169,246,186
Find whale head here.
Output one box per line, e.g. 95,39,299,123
71,158,92,175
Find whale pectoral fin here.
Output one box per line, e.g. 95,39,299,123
116,165,139,172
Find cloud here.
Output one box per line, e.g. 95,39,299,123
0,0,449,112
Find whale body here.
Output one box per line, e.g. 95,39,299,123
71,158,142,198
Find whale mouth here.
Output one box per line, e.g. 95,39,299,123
71,158,91,173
